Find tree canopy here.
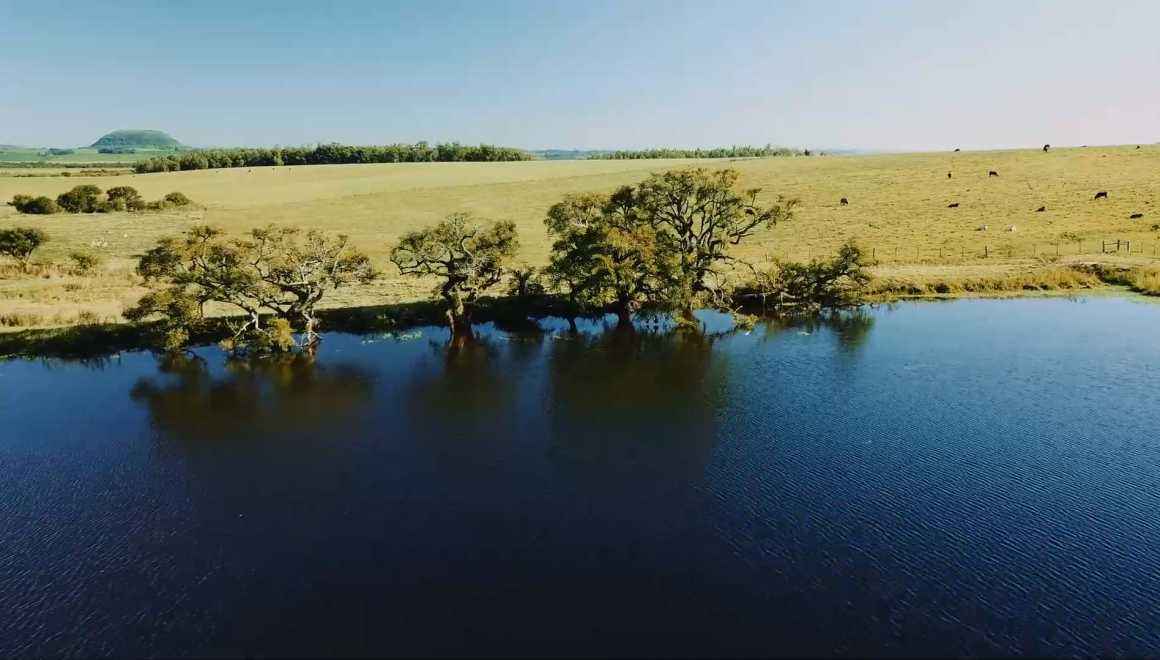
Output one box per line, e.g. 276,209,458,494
390,213,519,343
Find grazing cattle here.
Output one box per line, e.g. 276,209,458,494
1043,144,1050,152
988,170,999,177
1137,145,1142,149
1130,213,1144,219
947,172,952,178
839,197,849,206
1094,191,1108,200
1007,225,1017,232
948,202,960,208
1036,206,1046,212
954,148,961,152
977,224,989,231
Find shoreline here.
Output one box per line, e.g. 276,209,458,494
2,284,1151,362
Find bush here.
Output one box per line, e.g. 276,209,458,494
0,227,49,271
56,185,103,213
106,186,145,211
9,194,60,214
163,191,192,207
68,251,103,275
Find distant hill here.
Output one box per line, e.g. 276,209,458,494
90,130,183,150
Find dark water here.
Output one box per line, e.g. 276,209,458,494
3,296,1160,657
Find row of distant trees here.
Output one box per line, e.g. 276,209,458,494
9,185,193,214
111,166,868,355
590,145,808,160
133,142,533,173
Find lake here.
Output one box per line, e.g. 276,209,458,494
3,295,1160,656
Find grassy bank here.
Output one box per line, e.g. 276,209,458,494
1,144,1157,332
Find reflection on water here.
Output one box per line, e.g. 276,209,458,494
130,353,376,441
4,298,1160,656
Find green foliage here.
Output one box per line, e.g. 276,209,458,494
68,251,103,275
736,240,872,308
163,191,192,207
591,144,805,160
127,225,374,353
56,185,103,213
391,213,519,337
635,167,798,311
133,142,532,173
543,187,674,323
9,194,60,214
0,227,49,270
106,186,145,211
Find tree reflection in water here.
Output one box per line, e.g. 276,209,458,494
129,352,375,442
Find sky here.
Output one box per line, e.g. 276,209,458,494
1,0,1158,151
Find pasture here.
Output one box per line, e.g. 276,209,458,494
1,145,1157,329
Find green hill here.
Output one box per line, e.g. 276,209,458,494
90,130,183,150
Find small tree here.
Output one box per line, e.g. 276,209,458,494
736,240,871,310
0,227,48,272
56,185,103,213
106,186,145,211
635,168,798,317
544,187,672,327
390,213,518,343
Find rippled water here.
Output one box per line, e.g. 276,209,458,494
3,296,1160,656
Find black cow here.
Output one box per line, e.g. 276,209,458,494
1094,191,1108,200
954,148,961,152
1043,144,1050,152
839,197,849,206
947,202,960,208
1036,206,1046,212
1130,213,1144,219
947,172,952,178
988,170,999,177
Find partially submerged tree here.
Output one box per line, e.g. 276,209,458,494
126,225,374,353
735,240,871,310
544,187,673,327
0,227,48,272
390,213,518,344
635,167,798,317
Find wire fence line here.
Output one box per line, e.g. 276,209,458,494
764,238,1160,263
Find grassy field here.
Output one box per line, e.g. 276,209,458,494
1,145,1158,330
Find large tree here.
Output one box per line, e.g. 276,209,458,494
544,186,673,327
127,225,373,352
390,213,518,344
635,167,798,317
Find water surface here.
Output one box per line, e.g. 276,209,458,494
3,296,1160,656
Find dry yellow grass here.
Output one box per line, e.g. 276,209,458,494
1,145,1157,330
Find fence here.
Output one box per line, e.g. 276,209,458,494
766,238,1160,264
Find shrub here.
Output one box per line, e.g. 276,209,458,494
9,194,60,214
106,186,145,211
0,227,49,271
163,192,192,207
56,185,103,213
68,251,103,275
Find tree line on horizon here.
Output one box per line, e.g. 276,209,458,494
132,142,533,173
589,145,809,160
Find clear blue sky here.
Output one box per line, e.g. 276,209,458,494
2,0,1158,151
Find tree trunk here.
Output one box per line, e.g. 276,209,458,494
446,298,475,348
